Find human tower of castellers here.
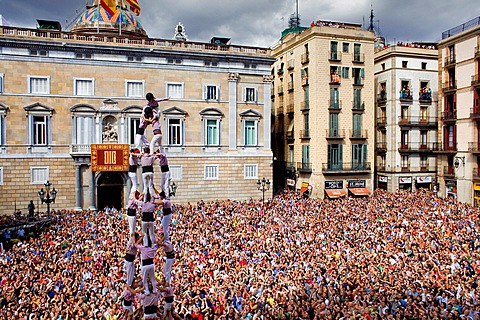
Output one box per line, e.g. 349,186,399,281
122,93,181,319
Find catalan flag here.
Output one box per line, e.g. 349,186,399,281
100,0,117,16
125,0,141,16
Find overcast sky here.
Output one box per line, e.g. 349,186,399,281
0,0,478,47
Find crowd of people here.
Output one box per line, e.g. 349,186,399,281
1,189,479,319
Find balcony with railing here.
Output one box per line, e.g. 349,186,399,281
286,130,294,142
287,59,295,70
329,51,342,61
444,55,456,68
329,100,342,110
322,162,371,173
377,93,387,106
470,107,480,120
288,81,294,92
419,92,432,104
297,162,312,173
398,142,438,153
352,101,365,111
441,111,457,121
70,144,91,155
300,100,310,111
353,53,365,63
353,77,364,86
399,92,413,102
299,130,310,140
301,52,310,64
277,105,284,116
472,74,480,87
277,85,284,95
325,129,345,139
433,142,457,153
476,46,480,59
443,166,455,177
376,165,386,171
286,103,295,114
468,141,480,154
397,116,437,128
376,142,387,153
349,129,368,139
376,117,387,128
442,80,457,92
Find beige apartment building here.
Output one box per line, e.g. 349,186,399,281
374,44,438,192
271,22,375,199
437,17,480,205
0,4,275,212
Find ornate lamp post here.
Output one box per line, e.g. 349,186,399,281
169,181,177,197
38,180,57,218
257,177,270,203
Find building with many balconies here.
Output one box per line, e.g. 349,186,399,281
437,16,480,205
271,21,375,199
374,43,439,192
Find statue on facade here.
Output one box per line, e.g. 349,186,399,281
102,122,118,142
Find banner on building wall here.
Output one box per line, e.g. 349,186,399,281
398,177,412,184
91,144,130,172
378,176,388,183
286,179,295,186
416,176,432,183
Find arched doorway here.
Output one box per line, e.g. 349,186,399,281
96,172,125,211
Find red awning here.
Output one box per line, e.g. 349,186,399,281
325,189,347,198
349,188,371,196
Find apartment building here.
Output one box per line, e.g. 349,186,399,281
437,17,480,205
0,4,275,212
271,21,375,199
374,44,438,192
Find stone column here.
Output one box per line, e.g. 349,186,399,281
74,164,82,211
89,170,97,211
228,73,239,150
263,75,273,150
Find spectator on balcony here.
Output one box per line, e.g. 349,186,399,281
331,69,340,83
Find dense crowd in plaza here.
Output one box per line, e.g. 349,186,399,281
1,189,479,319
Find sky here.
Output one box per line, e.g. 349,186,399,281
0,0,478,47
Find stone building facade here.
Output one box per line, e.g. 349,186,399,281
0,5,274,212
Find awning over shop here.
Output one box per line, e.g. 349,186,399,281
325,189,347,198
349,188,371,196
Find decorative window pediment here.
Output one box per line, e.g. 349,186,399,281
24,102,54,115
70,104,97,113
163,106,188,116
239,109,262,119
122,105,143,114
200,108,224,118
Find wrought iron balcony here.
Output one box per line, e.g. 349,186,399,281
398,142,438,153
300,100,309,111
322,162,371,173
399,93,413,102
329,100,342,110
325,129,345,139
349,129,368,139
433,142,457,153
468,141,480,154
277,85,284,95
286,103,295,114
376,117,387,128
444,55,456,67
418,92,432,104
352,101,365,111
329,51,342,61
277,105,284,116
286,130,294,141
376,94,387,105
288,81,294,92
443,166,455,177
301,53,310,64
297,162,312,173
353,53,365,63
470,107,480,120
287,59,295,70
472,74,480,87
441,111,457,121
397,116,437,127
376,142,387,153
442,80,457,92
299,130,310,140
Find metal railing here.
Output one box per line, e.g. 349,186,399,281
397,116,437,126
350,130,368,139
442,16,480,39
322,162,371,172
297,162,312,172
301,53,310,64
300,100,309,111
353,53,365,63
329,100,342,110
326,129,345,139
397,142,439,152
299,130,310,139
329,51,342,61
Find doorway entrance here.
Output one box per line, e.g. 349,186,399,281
97,172,125,211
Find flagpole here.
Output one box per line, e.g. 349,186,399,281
118,0,122,36
96,0,100,33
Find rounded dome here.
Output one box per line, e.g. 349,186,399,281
71,6,147,38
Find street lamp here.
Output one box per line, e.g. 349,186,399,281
38,180,57,218
257,177,270,203
169,181,177,197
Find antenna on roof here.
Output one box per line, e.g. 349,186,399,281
288,0,300,29
368,1,375,32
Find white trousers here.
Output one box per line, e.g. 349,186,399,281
141,263,156,295
161,214,172,242
142,172,154,196
164,257,174,285
149,134,162,154
160,171,170,198
124,260,136,286
142,221,155,247
127,215,137,236
134,133,149,149
128,172,138,195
